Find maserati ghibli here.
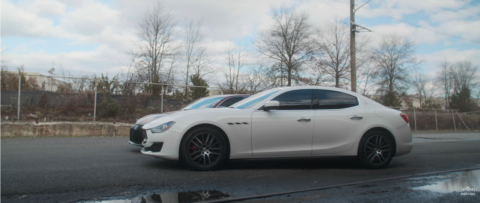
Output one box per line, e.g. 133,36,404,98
140,86,413,170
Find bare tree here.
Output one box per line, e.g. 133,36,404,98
219,46,246,94
183,20,205,99
134,2,178,96
314,19,369,88
256,7,315,86
191,48,214,82
451,60,478,93
259,62,282,89
372,34,420,94
245,63,267,94
357,59,376,95
436,60,454,109
412,71,427,107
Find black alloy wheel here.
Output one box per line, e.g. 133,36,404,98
180,127,229,170
358,131,394,169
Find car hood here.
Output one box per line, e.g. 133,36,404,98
135,111,180,125
142,108,241,129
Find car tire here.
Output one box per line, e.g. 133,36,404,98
358,131,394,169
180,127,229,171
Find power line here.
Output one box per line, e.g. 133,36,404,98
436,0,480,13
329,0,480,44
421,0,480,19
446,0,480,9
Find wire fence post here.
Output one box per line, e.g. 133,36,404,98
435,109,438,131
94,77,97,122
17,74,21,121
161,85,164,113
452,111,456,131
413,108,417,131
457,113,470,131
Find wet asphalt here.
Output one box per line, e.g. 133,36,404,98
1,132,480,202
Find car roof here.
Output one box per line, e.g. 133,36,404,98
267,86,360,96
202,94,250,99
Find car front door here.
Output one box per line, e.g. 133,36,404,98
251,90,315,157
312,90,366,155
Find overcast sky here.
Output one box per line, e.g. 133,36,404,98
2,0,480,84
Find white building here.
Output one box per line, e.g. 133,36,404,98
7,71,69,92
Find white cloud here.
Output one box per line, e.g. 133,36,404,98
421,48,480,66
61,2,118,36
2,0,480,86
3,45,128,75
1,0,64,37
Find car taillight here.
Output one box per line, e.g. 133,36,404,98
400,113,409,123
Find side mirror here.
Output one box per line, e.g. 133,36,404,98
263,100,280,111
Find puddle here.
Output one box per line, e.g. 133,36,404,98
82,190,230,203
415,170,480,193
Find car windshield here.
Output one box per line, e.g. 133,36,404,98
181,96,226,110
231,89,280,109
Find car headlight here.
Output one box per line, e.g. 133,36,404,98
149,121,176,133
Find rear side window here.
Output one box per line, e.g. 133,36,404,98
218,97,244,107
271,90,313,110
315,90,358,109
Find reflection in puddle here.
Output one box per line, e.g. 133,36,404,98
415,170,480,193
84,190,230,203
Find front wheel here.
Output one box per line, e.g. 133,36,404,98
358,131,394,169
180,127,229,171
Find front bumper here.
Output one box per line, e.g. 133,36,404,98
140,128,182,160
129,141,143,147
129,124,145,146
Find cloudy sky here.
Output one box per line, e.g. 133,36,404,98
2,0,480,85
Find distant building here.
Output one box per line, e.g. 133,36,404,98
207,88,222,96
7,71,69,92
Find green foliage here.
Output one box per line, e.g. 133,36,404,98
98,93,120,117
450,86,471,112
381,90,402,107
91,74,121,94
189,73,209,99
1,67,28,91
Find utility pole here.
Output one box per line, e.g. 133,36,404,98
350,0,372,92
350,0,356,92
17,74,21,121
94,77,97,122
280,59,283,87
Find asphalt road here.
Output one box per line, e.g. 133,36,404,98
2,132,480,202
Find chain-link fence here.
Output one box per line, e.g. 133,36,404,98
1,73,231,124
401,108,480,131
2,73,480,131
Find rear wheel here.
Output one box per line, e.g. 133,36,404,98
180,127,229,171
358,131,394,169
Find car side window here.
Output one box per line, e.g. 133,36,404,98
218,97,244,107
315,90,358,109
271,90,313,110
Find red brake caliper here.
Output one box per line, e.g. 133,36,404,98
191,141,198,152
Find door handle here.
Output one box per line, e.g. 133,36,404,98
297,118,311,122
350,115,363,120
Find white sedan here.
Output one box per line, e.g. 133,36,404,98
140,86,413,170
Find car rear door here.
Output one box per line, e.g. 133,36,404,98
312,90,366,155
251,90,315,157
